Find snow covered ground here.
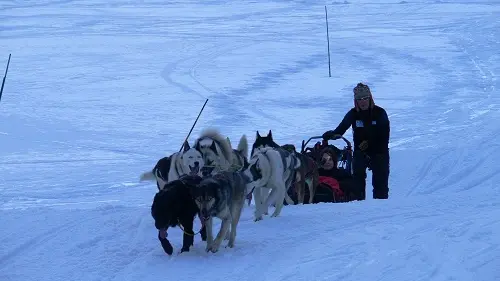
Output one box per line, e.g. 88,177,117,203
1,0,500,280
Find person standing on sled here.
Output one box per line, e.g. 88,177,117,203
322,83,390,200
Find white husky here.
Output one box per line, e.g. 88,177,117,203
139,141,204,190
243,146,300,221
193,128,248,175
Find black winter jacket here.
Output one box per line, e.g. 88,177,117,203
330,105,390,155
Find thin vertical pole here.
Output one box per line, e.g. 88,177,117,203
0,54,11,103
325,6,331,77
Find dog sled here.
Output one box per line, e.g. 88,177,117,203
289,135,359,204
300,135,353,173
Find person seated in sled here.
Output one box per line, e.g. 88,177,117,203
314,148,359,203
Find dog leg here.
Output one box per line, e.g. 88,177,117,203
225,224,231,240
284,192,294,205
260,187,271,216
199,215,207,241
200,224,207,241
227,202,244,248
271,183,287,218
257,187,271,219
305,178,313,204
205,217,214,252
246,192,253,206
158,229,173,255
296,172,304,204
264,186,278,214
309,169,319,204
209,217,231,253
180,218,194,253
309,162,319,204
253,187,264,221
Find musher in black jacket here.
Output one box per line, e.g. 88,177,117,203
322,83,390,200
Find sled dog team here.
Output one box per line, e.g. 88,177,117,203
141,128,319,255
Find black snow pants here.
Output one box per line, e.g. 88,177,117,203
352,150,390,200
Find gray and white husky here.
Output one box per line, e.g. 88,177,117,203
190,170,253,253
193,128,248,175
247,130,291,207
243,146,300,221
139,141,204,190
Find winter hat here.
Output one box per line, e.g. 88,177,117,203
353,82,375,111
353,83,371,99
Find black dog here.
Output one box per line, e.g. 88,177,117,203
150,174,207,255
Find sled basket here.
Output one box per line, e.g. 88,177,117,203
300,135,353,175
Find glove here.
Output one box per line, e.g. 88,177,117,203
322,131,341,140
359,140,368,151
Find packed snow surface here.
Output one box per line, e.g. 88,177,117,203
1,0,500,280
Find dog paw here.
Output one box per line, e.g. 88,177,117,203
205,242,213,253
254,216,263,222
206,245,218,253
159,239,173,255
180,247,190,253
271,209,282,217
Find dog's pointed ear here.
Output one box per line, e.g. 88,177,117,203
268,130,272,138
183,141,191,152
256,131,261,138
210,141,217,153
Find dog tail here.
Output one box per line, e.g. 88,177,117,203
237,134,249,159
197,128,233,161
139,171,156,182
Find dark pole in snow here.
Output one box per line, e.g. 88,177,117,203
325,6,331,78
179,98,209,152
0,54,11,103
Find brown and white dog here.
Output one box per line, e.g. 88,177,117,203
281,144,319,204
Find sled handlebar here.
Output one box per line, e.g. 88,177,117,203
300,135,352,154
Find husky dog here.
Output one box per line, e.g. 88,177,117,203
190,170,252,253
251,130,280,157
193,128,248,175
248,130,300,207
225,136,248,169
281,144,319,204
246,130,281,205
150,175,207,255
139,141,204,190
243,146,300,221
